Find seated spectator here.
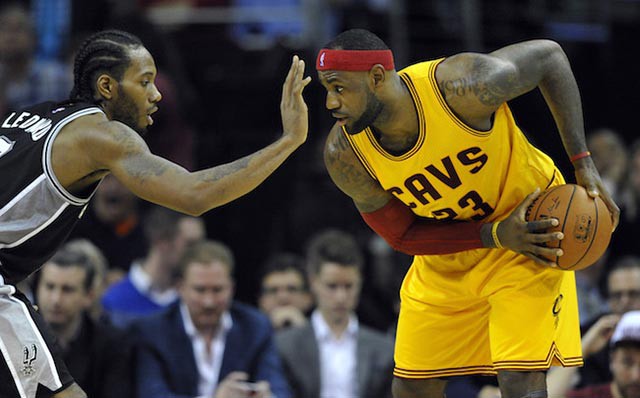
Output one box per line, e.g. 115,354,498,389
258,252,312,330
563,310,640,397
35,245,132,398
587,128,628,202
0,2,71,114
63,239,109,319
130,240,291,398
276,229,394,398
610,140,640,263
70,174,147,281
548,256,640,392
101,206,205,328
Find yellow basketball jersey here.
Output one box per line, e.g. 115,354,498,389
345,59,564,272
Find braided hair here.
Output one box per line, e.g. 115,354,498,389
70,30,143,104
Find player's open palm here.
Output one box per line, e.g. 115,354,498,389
280,55,311,147
497,188,565,267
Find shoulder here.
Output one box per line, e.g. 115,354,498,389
129,303,179,334
359,325,394,348
101,276,136,306
323,124,355,165
230,302,271,331
276,324,313,342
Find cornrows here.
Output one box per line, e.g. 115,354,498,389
69,30,143,103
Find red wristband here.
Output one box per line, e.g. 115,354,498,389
570,151,591,163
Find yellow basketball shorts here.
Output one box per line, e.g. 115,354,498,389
393,248,583,379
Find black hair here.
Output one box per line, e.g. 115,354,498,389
40,249,96,292
143,206,184,244
305,229,364,276
260,252,308,290
324,28,389,51
69,29,143,104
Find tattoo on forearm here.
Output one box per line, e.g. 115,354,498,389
125,157,169,183
200,157,251,183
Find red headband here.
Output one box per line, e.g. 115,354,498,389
316,49,395,71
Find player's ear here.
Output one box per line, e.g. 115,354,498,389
95,74,116,101
369,64,386,89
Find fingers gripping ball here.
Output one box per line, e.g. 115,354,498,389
525,184,613,270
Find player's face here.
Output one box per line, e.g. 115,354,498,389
36,263,91,330
318,70,384,135
311,263,361,326
180,261,233,333
259,270,310,313
111,46,162,135
608,268,640,314
611,346,640,398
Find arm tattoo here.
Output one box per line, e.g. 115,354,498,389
124,156,169,184
325,132,387,211
199,157,251,183
439,58,523,107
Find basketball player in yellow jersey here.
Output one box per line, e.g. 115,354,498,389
317,29,620,398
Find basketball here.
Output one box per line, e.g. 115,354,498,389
525,184,613,271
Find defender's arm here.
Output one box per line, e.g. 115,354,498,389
85,57,310,216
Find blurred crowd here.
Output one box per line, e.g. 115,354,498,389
1,1,640,397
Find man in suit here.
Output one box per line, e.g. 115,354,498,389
35,244,132,398
276,229,394,398
131,240,291,398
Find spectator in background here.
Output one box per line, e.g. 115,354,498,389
0,2,71,114
556,311,640,398
610,140,640,262
35,245,132,398
587,128,628,202
258,252,313,330
131,240,291,398
575,255,610,328
70,174,147,282
276,229,394,398
548,256,640,392
64,239,110,319
101,206,205,328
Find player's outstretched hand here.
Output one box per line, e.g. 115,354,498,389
573,157,620,230
280,55,312,147
497,188,565,267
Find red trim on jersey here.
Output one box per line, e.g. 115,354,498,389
360,197,484,255
316,49,395,71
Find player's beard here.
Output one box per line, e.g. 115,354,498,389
111,90,147,136
345,90,384,135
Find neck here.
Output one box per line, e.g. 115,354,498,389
53,314,83,348
321,311,350,338
372,75,419,151
142,251,174,291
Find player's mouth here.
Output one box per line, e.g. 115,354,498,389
333,114,348,126
147,107,158,125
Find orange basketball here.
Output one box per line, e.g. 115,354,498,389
525,184,613,271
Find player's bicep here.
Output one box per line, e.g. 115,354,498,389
323,127,391,212
438,42,558,116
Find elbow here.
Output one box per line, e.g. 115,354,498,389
539,39,568,64
173,190,210,217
